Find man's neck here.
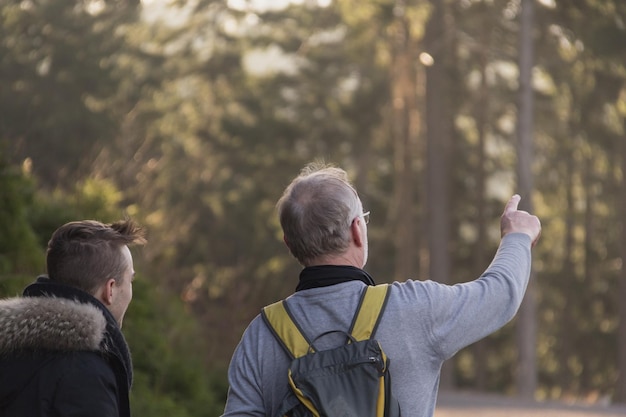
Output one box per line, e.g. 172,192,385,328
307,248,363,269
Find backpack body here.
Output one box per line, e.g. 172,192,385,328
262,284,402,417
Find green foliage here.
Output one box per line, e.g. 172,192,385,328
0,0,140,185
125,278,226,417
0,158,130,283
0,157,41,275
25,178,128,249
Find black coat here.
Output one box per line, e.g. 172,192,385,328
0,277,133,417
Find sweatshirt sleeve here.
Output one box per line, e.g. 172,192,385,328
221,318,268,417
396,233,533,360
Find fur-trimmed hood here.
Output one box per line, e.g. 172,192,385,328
0,296,107,355
0,277,133,416
18,276,133,385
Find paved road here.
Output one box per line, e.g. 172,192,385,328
435,391,626,417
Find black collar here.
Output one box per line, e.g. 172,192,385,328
296,265,375,292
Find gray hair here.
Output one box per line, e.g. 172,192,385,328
277,163,362,266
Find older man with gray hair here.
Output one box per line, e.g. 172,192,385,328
222,163,541,417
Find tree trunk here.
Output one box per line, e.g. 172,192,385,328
425,0,454,390
472,12,491,389
581,156,596,392
389,0,419,282
515,0,537,399
617,120,626,402
559,141,576,392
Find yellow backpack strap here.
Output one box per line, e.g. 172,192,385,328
262,300,313,359
349,284,391,341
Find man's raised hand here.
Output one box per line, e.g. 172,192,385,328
500,194,541,247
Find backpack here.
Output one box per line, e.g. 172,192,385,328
262,284,402,417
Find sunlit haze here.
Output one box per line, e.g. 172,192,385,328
141,0,332,12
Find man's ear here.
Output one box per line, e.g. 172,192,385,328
351,218,364,248
98,278,117,306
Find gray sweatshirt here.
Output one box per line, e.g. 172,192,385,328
222,233,532,417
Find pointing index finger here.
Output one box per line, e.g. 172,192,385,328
504,194,521,214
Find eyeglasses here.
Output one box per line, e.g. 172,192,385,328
352,211,370,225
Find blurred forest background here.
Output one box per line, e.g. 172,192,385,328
1,0,626,415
